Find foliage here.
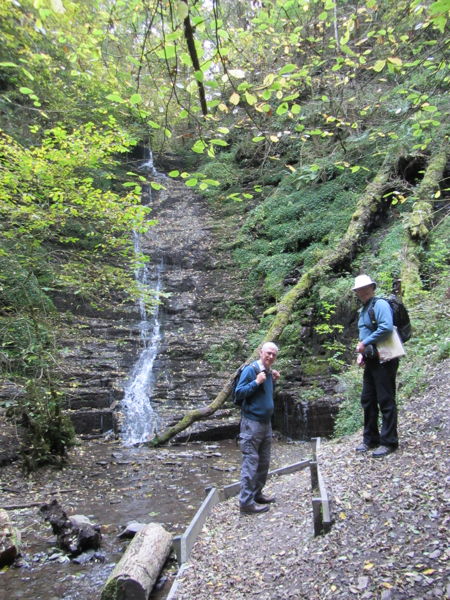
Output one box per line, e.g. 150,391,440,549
0,116,153,468
314,301,346,372
0,0,449,461
232,166,366,300
204,337,248,370
19,381,75,472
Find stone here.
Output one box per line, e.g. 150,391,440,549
0,509,21,567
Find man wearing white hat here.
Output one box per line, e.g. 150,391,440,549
352,274,399,458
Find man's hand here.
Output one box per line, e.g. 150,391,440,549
272,369,280,381
256,371,267,385
356,341,365,354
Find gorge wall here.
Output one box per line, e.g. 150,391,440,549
56,168,343,443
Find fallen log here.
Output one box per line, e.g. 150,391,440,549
101,523,172,600
401,142,449,306
149,155,396,446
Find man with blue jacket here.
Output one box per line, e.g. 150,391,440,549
353,274,399,458
235,342,280,514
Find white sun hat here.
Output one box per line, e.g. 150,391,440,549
352,274,377,290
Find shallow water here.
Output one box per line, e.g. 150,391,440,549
1,437,308,600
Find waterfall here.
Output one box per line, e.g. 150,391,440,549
120,149,163,446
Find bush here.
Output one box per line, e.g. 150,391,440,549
19,381,75,471
333,367,363,437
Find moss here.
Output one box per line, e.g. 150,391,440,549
301,359,329,377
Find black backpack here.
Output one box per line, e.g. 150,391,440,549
368,296,412,343
231,361,260,406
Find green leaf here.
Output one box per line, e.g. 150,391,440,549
252,136,266,142
373,60,386,72
210,139,228,146
0,62,18,68
150,182,165,190
148,120,160,129
279,64,297,75
175,1,189,21
157,45,176,60
168,170,180,177
19,87,34,95
192,140,207,153
106,92,124,103
185,178,198,187
245,92,257,105
276,102,289,115
129,93,142,105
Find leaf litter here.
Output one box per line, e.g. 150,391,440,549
175,359,449,600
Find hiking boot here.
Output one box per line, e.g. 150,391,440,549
255,494,276,504
355,442,377,452
240,503,269,515
372,445,396,458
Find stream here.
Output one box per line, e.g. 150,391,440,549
1,436,308,600
0,151,309,599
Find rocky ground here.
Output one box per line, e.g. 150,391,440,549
173,358,450,600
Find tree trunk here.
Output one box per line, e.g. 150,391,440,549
149,155,395,446
101,523,172,600
401,143,449,306
182,2,208,116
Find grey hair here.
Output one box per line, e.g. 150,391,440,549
261,341,279,353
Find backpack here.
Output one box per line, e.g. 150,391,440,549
368,296,412,343
231,361,260,406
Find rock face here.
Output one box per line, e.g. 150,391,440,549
52,167,340,442
274,391,341,440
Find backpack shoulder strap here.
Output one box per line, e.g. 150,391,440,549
367,297,379,331
251,361,260,375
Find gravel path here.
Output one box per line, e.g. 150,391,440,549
173,359,450,600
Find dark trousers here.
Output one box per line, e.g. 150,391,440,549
239,416,272,506
361,358,399,448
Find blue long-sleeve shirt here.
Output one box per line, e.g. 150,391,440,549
235,361,275,423
358,297,393,346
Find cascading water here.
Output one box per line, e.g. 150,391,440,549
120,150,163,446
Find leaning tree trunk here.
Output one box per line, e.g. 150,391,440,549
149,154,395,446
401,142,449,306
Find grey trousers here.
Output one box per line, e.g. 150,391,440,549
239,416,272,506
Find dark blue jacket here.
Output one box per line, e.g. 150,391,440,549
235,362,274,423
